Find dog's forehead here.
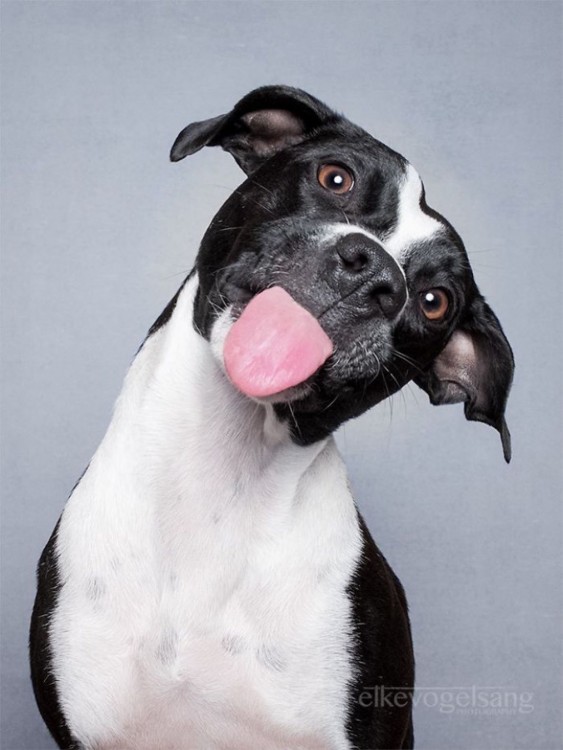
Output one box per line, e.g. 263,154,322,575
306,122,406,174
310,127,450,259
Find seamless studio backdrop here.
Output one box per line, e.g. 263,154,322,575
1,2,561,749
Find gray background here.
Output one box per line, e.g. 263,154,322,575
1,1,561,749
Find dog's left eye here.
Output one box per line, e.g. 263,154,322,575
419,289,449,321
317,164,354,194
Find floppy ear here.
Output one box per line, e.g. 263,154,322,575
414,296,514,462
170,85,337,175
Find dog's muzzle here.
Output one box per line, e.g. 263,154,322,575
329,233,407,320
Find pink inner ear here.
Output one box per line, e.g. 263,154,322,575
242,109,304,137
434,330,477,382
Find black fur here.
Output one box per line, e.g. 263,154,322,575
30,522,80,749
346,514,415,749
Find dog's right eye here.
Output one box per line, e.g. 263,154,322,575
317,164,354,194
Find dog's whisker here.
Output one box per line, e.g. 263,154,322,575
391,348,425,375
214,225,245,233
160,268,193,281
386,362,409,413
248,179,276,198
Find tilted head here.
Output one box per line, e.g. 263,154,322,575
171,85,514,461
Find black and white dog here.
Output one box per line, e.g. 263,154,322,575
30,86,513,750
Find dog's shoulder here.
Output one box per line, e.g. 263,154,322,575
30,519,79,748
346,512,414,748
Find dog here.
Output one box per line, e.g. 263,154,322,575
30,85,514,750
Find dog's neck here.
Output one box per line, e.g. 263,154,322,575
101,274,329,515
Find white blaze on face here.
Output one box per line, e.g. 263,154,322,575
385,163,444,258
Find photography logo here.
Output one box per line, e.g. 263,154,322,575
358,686,534,716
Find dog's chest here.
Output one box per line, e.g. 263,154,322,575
76,542,352,750
50,332,361,749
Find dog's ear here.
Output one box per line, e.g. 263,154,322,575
170,85,337,174
414,295,514,462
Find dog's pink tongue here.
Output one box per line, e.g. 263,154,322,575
224,287,333,398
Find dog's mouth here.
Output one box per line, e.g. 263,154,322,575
208,262,399,409
223,286,334,400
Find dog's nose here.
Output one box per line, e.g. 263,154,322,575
335,234,407,319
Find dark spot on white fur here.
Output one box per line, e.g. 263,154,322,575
316,566,329,583
222,634,246,655
256,644,286,672
156,627,178,665
86,578,106,601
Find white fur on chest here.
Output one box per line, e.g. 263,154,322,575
51,276,362,750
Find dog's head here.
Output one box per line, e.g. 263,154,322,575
171,86,514,461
